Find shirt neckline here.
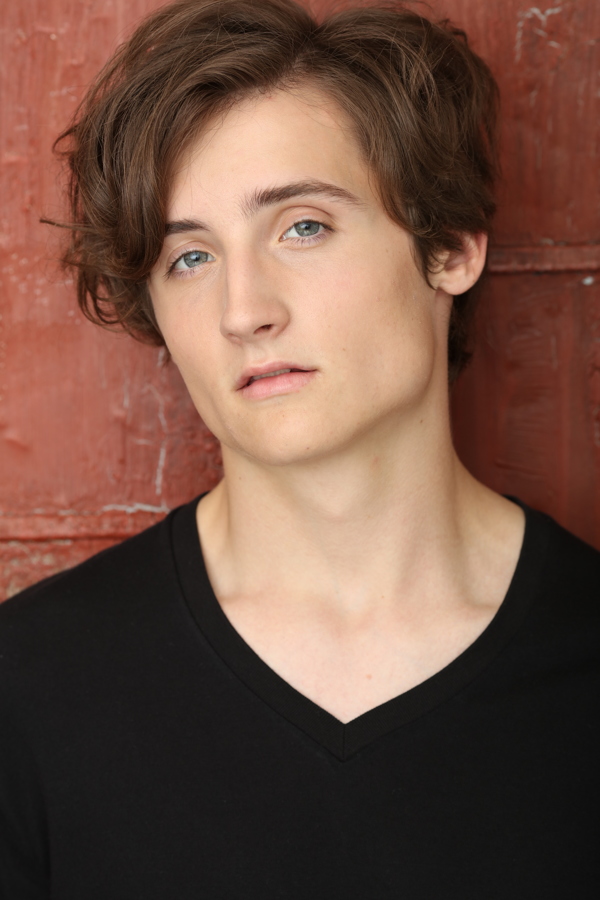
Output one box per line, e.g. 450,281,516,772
171,496,550,760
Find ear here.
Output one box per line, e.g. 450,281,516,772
430,233,488,296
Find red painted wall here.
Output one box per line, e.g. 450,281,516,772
1,0,598,599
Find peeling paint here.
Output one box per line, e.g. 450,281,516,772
515,6,563,62
0,504,171,517
154,443,167,497
99,503,170,515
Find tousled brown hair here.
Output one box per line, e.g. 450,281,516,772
53,0,499,380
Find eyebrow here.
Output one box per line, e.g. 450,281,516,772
164,179,364,236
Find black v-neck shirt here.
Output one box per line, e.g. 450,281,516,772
1,497,599,898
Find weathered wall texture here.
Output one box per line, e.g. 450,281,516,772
450,0,600,543
1,0,598,598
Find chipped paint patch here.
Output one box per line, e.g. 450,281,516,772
515,6,563,62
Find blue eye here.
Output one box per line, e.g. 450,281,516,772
281,219,331,241
286,219,321,237
172,249,213,271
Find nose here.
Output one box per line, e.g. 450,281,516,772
219,251,290,344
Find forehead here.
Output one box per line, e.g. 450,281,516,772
167,89,375,218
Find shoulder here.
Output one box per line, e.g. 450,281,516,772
518,503,600,644
530,506,600,601
0,504,189,676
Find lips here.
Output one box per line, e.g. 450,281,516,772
236,363,314,391
235,362,317,400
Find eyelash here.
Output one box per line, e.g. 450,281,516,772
166,219,333,279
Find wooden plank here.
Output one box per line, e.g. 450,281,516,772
0,538,118,600
443,0,600,247
488,245,600,273
452,270,600,550
0,510,167,542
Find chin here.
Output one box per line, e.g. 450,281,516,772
231,435,333,469
217,416,346,469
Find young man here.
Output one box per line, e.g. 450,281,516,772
1,0,598,896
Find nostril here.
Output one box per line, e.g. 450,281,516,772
255,323,275,333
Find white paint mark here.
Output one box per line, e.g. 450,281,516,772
48,87,78,98
515,6,563,62
99,502,170,514
154,442,167,496
144,383,167,432
582,276,595,286
0,503,171,518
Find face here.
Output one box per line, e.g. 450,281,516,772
148,89,450,468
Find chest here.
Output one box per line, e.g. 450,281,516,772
32,653,599,899
218,597,500,722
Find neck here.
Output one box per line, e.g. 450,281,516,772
197,391,520,617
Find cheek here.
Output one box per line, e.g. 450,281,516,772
170,334,220,400
170,351,227,441
152,306,224,422
151,290,212,377
329,250,433,348
350,272,438,401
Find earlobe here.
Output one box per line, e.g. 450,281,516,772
431,232,488,296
